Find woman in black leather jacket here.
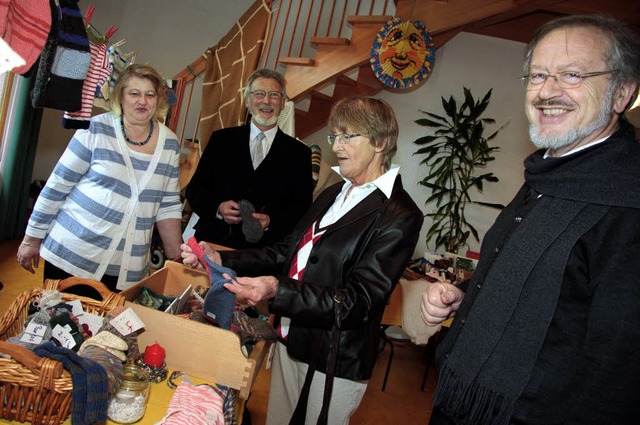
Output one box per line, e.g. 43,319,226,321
182,96,423,425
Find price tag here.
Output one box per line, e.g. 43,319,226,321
52,324,76,349
20,322,49,345
109,308,145,336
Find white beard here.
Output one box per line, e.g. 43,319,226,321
529,86,615,150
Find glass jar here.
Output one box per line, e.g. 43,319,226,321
107,364,150,424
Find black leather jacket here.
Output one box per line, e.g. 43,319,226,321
221,176,423,380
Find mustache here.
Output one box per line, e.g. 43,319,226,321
533,99,574,108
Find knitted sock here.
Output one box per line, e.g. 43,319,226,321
186,237,237,330
78,344,123,395
33,342,108,425
49,311,85,351
238,199,263,243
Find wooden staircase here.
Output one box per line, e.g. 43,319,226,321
269,5,399,139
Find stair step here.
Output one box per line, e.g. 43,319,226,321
347,15,393,25
310,37,350,46
279,57,315,66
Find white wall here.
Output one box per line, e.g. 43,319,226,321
30,2,537,257
32,0,255,181
304,32,537,256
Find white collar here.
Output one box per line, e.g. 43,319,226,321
331,164,400,199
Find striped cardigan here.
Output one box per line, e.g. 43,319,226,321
27,112,182,290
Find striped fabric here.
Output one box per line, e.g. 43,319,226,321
63,40,111,128
158,381,224,425
0,0,52,74
26,112,182,290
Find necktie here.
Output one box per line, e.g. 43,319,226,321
251,132,266,169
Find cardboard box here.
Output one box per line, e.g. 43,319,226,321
120,261,268,399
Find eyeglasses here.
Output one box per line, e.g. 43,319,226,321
327,133,363,145
519,70,618,90
250,90,284,100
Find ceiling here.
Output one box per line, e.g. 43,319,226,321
407,0,640,49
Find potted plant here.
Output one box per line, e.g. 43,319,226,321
413,87,507,253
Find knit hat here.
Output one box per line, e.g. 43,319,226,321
0,0,52,75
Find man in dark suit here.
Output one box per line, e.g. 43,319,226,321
185,68,313,249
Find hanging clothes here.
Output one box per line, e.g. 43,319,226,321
0,0,52,75
62,38,111,128
31,0,90,111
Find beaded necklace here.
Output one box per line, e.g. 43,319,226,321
120,115,154,146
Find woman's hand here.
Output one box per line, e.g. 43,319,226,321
180,241,221,269
16,238,42,274
223,275,278,306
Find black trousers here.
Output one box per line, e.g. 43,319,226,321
44,260,119,298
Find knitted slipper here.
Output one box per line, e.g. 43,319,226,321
186,237,238,330
238,199,264,243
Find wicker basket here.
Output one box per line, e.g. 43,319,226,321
0,277,125,425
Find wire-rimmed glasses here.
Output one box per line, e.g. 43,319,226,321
327,133,363,145
519,70,618,90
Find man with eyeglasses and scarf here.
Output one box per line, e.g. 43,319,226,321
421,14,640,425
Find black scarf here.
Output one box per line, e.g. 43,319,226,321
433,121,640,425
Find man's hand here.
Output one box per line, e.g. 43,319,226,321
224,275,278,306
218,200,241,224
253,212,270,230
420,282,464,327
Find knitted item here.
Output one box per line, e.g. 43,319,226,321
62,39,111,128
238,199,263,243
187,237,237,330
6,309,53,350
49,311,85,351
231,316,277,346
103,311,141,363
0,0,52,75
34,342,108,425
78,344,123,395
31,0,90,111
157,381,224,425
78,331,128,362
309,144,322,189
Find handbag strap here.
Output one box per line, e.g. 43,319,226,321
289,290,344,425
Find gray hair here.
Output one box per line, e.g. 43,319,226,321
328,96,398,172
523,14,640,110
243,68,287,101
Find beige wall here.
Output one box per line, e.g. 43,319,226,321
31,2,537,257
304,32,536,256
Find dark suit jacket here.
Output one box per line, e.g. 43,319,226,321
185,124,313,249
221,176,424,380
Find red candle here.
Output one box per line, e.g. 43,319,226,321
143,342,166,367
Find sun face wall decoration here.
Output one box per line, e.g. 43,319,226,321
370,17,436,89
